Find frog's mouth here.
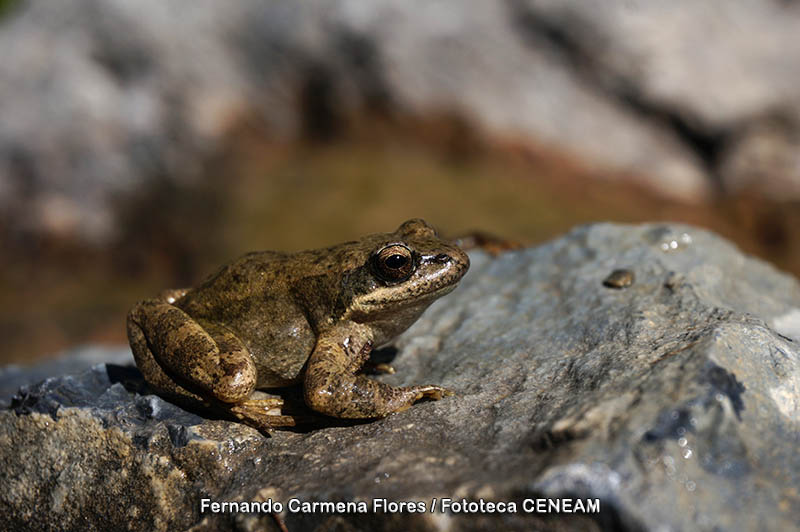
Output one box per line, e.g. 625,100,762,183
352,277,462,316
398,277,463,308
425,282,458,299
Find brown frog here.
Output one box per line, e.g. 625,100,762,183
127,219,470,431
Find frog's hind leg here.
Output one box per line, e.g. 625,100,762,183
229,394,301,429
131,324,301,431
127,303,208,406
127,298,257,404
128,300,308,432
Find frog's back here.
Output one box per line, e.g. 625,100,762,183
177,251,317,387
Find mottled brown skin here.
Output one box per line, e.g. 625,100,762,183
127,219,470,431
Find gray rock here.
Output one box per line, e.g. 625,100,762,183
6,1,800,241
513,0,800,199
0,346,133,406
2,223,799,531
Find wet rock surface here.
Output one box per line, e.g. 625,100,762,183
2,223,800,531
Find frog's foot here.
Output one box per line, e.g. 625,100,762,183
393,385,454,412
228,397,301,430
364,361,396,375
412,384,455,401
306,378,455,418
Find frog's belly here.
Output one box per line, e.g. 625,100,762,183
201,293,317,388
253,355,308,388
241,323,316,388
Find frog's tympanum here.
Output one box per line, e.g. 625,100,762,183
127,219,469,431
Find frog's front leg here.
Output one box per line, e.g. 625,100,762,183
303,324,453,419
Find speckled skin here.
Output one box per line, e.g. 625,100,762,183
127,219,470,430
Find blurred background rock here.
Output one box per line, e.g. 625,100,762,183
2,0,799,364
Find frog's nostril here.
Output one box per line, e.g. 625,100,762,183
433,254,450,264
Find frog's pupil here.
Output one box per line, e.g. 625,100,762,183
385,254,407,269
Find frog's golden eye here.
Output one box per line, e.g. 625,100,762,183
373,244,414,282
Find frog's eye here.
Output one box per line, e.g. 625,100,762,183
373,244,415,282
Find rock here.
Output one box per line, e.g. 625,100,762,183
6,1,800,241
2,223,799,531
0,346,133,406
512,0,800,200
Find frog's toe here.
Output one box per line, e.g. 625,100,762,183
228,400,303,432
415,385,454,401
226,396,314,433
230,397,284,417
368,362,396,375
248,391,284,407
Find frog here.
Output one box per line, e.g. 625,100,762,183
127,219,470,432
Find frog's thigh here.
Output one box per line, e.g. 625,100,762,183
127,300,256,403
128,306,207,405
303,333,452,419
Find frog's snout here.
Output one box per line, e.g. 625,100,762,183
418,245,469,286
445,245,470,281
432,252,467,268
